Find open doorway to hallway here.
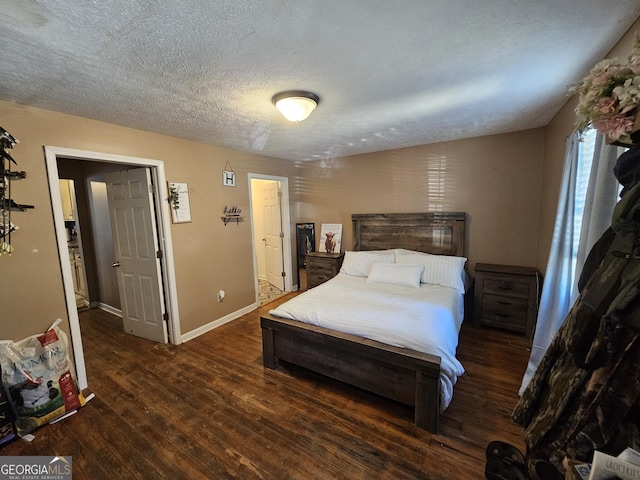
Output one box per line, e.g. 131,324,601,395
248,174,294,306
45,146,181,390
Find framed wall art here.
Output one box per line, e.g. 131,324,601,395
319,223,342,253
168,182,192,223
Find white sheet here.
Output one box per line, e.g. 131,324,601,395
269,273,465,410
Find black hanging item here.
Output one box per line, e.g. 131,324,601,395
0,126,32,256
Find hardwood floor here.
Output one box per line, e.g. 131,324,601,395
2,296,531,479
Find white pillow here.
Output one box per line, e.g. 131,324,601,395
366,263,424,288
396,253,467,293
340,250,395,277
394,248,429,257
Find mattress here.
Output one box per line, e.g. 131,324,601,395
269,273,465,410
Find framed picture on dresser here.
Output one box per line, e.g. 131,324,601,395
296,223,315,269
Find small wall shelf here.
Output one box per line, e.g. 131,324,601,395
221,205,242,225
221,215,243,226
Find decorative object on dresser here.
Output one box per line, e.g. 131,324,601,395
295,222,315,269
473,263,542,339
305,252,344,289
261,212,467,433
319,223,342,253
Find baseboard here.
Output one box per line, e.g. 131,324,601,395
98,303,122,317
180,303,258,343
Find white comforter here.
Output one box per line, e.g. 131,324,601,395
269,273,465,410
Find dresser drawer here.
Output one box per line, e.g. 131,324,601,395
483,278,530,299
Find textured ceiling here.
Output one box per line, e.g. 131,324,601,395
1,1,639,162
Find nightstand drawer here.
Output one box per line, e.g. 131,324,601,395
483,293,529,313
482,293,529,327
312,264,336,283
483,278,530,299
481,310,527,333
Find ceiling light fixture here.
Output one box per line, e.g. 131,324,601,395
272,90,320,122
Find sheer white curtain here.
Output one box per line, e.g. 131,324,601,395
519,131,621,394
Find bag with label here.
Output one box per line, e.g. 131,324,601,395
0,371,16,445
0,319,86,437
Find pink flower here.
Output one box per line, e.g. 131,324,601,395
593,114,634,140
572,35,640,137
595,97,616,114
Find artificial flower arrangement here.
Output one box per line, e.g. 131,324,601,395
570,35,640,145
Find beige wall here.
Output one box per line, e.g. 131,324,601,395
295,128,546,273
0,101,295,344
536,17,640,273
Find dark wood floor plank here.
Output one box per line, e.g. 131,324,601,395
1,295,529,479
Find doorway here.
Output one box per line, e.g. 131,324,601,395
57,178,89,311
45,147,181,390
249,174,294,305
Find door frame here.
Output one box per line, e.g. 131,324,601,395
248,173,293,302
45,146,181,390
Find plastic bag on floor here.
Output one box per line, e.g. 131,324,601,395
0,319,86,437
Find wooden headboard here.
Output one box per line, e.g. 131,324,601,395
352,212,466,257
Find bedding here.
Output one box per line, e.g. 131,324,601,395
269,271,465,410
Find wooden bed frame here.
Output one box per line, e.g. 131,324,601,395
260,212,467,433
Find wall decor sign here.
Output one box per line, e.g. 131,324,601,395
167,182,192,223
222,170,235,187
222,160,235,187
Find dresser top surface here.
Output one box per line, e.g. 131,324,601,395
306,252,344,259
475,263,540,277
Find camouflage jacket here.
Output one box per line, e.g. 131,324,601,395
512,179,640,472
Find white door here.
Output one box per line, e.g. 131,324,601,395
263,181,284,290
105,168,167,343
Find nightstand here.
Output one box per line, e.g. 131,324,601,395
473,263,542,339
306,252,344,289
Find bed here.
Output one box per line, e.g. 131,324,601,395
260,212,467,433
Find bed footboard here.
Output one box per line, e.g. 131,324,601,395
260,314,442,433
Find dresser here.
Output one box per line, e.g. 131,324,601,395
473,263,542,339
306,252,344,289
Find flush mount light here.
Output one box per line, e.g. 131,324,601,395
272,90,320,122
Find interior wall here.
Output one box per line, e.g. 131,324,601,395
294,128,546,273
0,100,296,344
536,17,640,273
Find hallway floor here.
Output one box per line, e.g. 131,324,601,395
258,279,287,306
